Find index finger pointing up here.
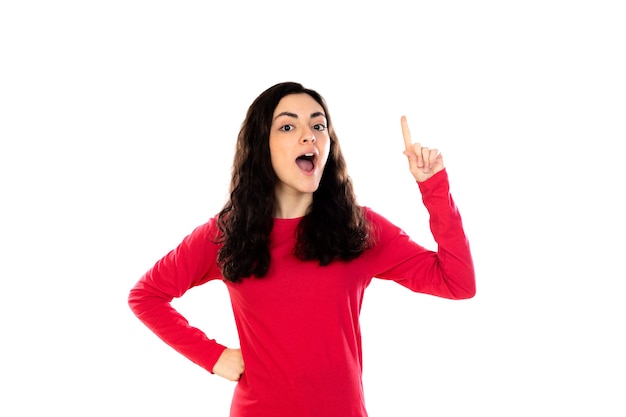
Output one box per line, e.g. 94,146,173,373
401,115,413,151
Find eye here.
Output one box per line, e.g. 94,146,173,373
279,124,294,132
313,124,327,132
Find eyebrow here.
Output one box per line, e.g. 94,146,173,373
273,111,326,121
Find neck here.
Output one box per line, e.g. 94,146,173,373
273,188,313,219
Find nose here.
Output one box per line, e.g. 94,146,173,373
300,133,316,144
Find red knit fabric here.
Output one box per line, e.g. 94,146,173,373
128,169,475,416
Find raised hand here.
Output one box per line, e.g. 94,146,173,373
212,348,245,381
401,115,444,182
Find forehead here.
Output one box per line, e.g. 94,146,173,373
273,93,324,116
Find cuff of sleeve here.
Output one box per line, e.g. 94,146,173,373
417,168,449,196
204,343,228,374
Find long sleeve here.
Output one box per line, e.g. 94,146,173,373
366,169,476,299
128,218,227,372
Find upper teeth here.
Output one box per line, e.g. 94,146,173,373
304,153,314,157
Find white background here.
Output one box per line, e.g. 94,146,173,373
1,1,624,416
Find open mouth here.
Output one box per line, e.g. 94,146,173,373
295,153,316,172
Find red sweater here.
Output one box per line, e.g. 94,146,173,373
128,169,475,417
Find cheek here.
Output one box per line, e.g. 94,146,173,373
268,142,281,164
269,145,289,174
320,141,331,165
317,153,331,174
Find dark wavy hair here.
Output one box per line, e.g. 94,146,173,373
216,81,371,283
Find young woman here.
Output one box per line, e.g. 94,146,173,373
128,81,476,417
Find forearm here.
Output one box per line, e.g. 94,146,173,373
418,169,475,299
129,282,227,372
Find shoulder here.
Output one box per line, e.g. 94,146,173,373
362,206,388,225
362,206,400,227
184,214,221,246
361,206,405,242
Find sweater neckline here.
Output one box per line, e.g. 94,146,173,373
273,216,303,223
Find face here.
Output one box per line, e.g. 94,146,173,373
269,93,331,199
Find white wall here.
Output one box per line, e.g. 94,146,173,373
1,1,624,416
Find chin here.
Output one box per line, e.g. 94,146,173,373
300,186,320,194
299,182,321,194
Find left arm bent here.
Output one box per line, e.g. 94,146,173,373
365,116,475,299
